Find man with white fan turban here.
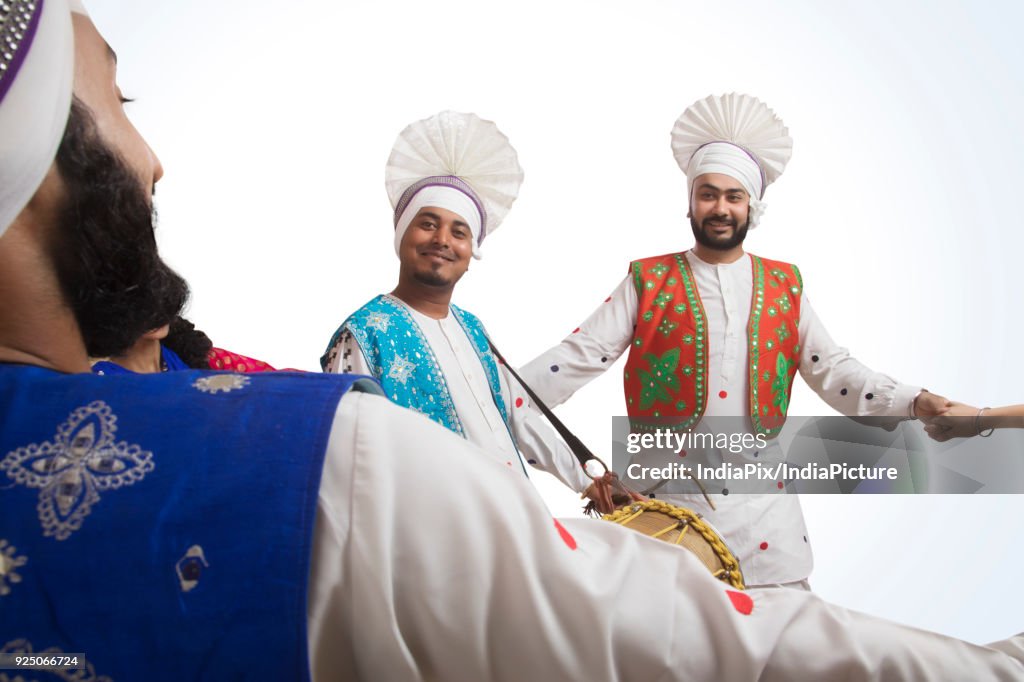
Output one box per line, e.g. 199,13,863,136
5,7,1024,679
521,93,955,589
321,111,592,496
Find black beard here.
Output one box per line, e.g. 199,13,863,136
690,215,749,251
412,270,454,288
51,97,189,358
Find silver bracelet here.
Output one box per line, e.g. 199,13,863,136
910,389,928,419
976,407,995,437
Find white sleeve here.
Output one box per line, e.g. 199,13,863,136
520,274,637,407
501,364,592,494
798,293,921,417
323,327,373,377
308,391,1024,681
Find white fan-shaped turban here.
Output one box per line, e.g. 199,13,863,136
670,93,792,228
386,111,523,259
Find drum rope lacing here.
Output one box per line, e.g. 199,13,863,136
604,499,745,589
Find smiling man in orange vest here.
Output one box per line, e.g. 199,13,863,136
521,93,954,590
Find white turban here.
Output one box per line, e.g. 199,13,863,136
393,182,486,260
687,142,768,228
386,111,523,259
0,0,76,237
671,94,793,230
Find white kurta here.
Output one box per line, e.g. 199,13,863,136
325,296,591,493
520,250,921,586
307,390,1024,680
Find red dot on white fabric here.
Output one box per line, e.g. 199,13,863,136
572,327,580,334
759,541,769,551
555,519,577,550
604,296,612,303
515,398,524,408
719,390,728,399
727,590,753,615
506,461,513,467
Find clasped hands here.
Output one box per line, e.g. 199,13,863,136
915,391,986,442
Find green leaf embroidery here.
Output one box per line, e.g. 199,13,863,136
637,348,681,409
656,319,679,337
654,291,674,309
771,352,794,414
648,263,669,278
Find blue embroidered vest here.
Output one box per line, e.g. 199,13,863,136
322,295,510,439
0,364,377,681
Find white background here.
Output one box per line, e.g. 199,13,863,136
89,0,1024,644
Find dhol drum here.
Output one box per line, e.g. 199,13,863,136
603,499,745,589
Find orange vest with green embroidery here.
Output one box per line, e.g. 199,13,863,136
623,252,802,437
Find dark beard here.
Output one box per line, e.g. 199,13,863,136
690,215,749,251
50,97,189,358
412,270,453,288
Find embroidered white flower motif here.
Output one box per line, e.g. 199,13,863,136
387,355,417,385
0,540,27,597
193,374,251,394
0,402,154,541
366,311,392,333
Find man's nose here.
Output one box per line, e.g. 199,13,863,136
149,142,164,186
432,225,453,246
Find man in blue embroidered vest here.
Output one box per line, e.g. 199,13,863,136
4,5,1024,680
520,94,958,590
322,111,591,495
